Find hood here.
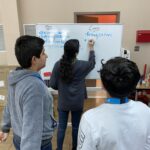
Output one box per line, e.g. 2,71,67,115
8,68,37,86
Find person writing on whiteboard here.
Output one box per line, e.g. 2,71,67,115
77,57,150,150
0,35,57,150
49,39,95,150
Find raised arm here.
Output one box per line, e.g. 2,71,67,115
80,39,96,78
88,39,95,51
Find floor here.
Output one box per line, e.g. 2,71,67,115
0,128,72,150
0,98,104,150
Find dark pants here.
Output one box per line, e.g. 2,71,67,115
57,110,82,150
13,134,52,150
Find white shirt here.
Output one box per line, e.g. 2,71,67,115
77,100,150,150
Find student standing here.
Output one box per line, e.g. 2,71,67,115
50,39,95,150
77,57,150,150
0,35,57,150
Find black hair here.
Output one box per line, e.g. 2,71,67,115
60,39,79,83
15,35,45,68
100,57,140,98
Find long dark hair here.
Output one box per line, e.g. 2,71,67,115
60,39,79,83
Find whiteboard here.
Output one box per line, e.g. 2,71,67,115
36,23,123,79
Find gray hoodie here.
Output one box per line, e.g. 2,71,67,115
1,68,57,150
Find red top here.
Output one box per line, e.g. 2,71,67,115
43,72,52,77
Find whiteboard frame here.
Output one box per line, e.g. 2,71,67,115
36,23,123,79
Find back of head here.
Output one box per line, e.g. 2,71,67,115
100,57,140,98
64,39,79,60
15,35,44,68
60,39,79,83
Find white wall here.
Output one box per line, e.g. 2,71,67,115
0,0,7,65
0,0,20,65
0,2,2,22
18,0,73,23
0,0,150,73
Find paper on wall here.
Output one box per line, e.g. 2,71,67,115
0,81,5,87
0,95,5,101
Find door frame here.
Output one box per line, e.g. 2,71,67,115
74,11,120,23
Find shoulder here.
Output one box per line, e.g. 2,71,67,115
82,105,106,123
56,60,60,65
131,100,149,108
22,76,46,94
54,60,60,68
130,100,150,118
79,105,107,140
52,61,61,73
132,100,150,110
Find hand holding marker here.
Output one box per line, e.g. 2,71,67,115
88,39,95,50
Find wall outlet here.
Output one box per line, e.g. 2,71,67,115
134,45,140,51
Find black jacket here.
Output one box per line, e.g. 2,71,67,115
50,51,95,111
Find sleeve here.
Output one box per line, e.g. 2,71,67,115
145,108,150,149
1,102,11,133
77,114,96,150
49,62,59,90
81,51,95,78
20,83,44,150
